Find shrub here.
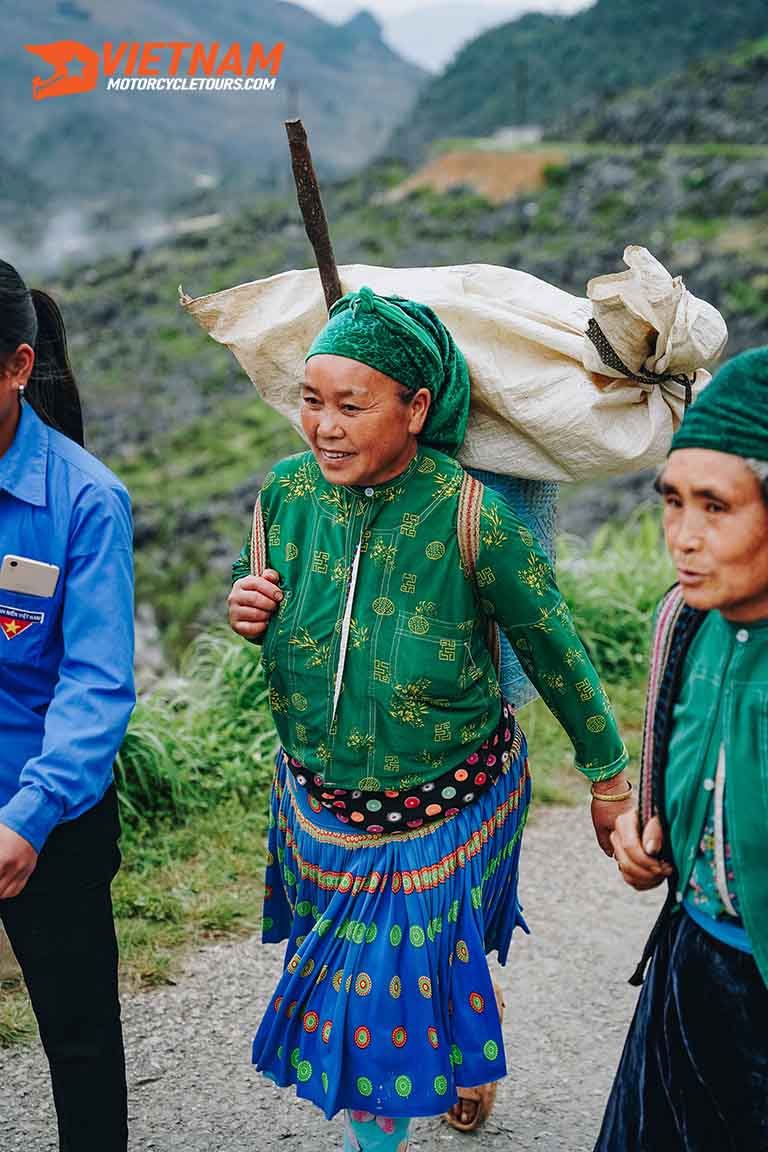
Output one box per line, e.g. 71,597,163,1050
115,630,277,828
557,509,675,681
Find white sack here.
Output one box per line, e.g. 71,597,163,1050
180,247,727,482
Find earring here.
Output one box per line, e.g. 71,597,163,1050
18,384,25,398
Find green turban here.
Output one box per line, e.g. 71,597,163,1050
672,346,768,462
305,286,470,457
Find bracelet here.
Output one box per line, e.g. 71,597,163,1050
590,781,633,803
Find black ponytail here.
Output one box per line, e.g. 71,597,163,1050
0,261,84,447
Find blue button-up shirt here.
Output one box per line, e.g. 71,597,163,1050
0,402,135,851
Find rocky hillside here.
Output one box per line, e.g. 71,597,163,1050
1,1,424,267
549,39,768,146
37,126,766,667
392,0,768,160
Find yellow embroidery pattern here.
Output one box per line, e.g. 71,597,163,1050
564,647,585,668
332,560,351,586
480,504,508,549
434,472,462,502
347,729,375,752
349,620,369,649
269,689,289,714
279,460,317,502
289,628,330,668
389,679,431,727
400,513,420,538
574,678,595,702
371,539,398,570
319,488,355,525
408,616,430,635
518,552,549,596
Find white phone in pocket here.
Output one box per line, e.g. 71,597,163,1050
0,555,60,598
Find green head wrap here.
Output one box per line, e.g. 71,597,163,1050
305,286,470,457
672,346,768,462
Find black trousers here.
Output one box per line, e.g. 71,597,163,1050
595,909,768,1152
0,786,128,1152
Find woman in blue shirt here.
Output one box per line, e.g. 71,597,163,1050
0,260,135,1151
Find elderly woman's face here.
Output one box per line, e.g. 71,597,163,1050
660,449,768,622
301,355,430,487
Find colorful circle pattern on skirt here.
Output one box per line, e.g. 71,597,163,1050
253,726,531,1118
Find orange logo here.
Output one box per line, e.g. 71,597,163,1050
25,40,284,99
26,41,100,101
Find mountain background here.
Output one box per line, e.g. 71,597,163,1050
392,0,768,158
300,0,591,71
1,0,766,674
1,0,423,269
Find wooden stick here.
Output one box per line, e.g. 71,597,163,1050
285,118,343,313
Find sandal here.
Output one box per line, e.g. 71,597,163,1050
445,982,505,1133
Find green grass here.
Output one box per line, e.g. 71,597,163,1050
558,510,675,681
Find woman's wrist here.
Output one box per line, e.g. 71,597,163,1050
591,770,630,798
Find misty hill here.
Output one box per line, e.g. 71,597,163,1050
381,2,526,73
549,38,768,146
392,0,768,159
1,0,424,258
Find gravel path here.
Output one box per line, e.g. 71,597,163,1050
0,806,662,1151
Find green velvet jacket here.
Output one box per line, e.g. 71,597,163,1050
665,611,768,983
233,447,627,791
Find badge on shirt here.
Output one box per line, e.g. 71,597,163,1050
0,604,45,640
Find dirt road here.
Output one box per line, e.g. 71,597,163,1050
0,805,662,1151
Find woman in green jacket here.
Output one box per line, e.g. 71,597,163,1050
598,347,768,1152
228,287,631,1150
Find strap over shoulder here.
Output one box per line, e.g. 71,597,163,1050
250,493,267,578
638,585,704,829
457,471,501,677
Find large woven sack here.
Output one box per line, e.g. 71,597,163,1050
181,246,726,482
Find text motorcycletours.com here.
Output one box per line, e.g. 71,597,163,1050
25,40,284,101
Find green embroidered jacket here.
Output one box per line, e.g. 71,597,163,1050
666,612,768,974
232,448,628,791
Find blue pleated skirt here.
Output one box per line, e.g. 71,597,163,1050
253,725,531,1119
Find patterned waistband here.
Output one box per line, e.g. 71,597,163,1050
275,719,526,853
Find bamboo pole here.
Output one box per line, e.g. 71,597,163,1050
285,118,343,313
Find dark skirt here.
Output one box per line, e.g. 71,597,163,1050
595,909,768,1152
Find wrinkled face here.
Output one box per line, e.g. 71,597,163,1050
301,354,430,487
660,449,768,622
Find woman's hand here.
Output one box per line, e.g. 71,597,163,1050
590,770,636,856
0,823,38,899
227,570,283,640
609,811,672,890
